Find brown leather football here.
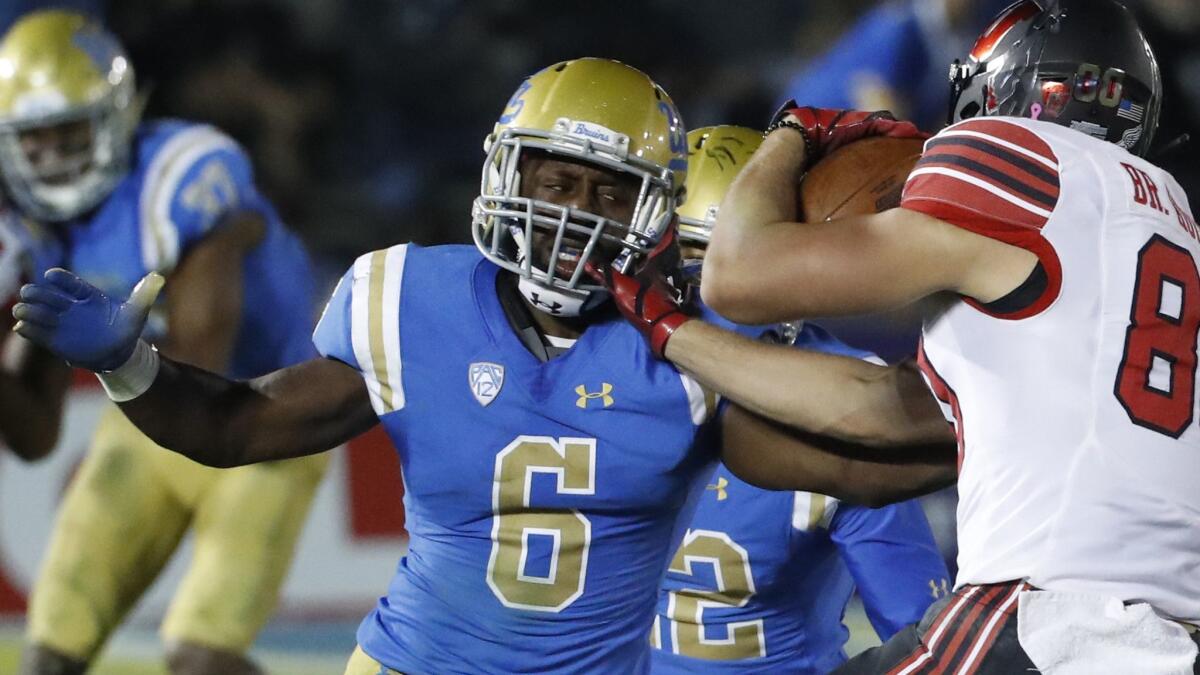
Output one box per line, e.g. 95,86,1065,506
799,136,926,221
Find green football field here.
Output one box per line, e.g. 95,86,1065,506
0,622,350,675
0,641,163,675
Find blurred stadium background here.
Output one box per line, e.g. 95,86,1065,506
0,0,1196,672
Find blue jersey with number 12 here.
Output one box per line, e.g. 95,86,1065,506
652,324,950,674
313,244,718,674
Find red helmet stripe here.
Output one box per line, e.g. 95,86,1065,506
970,1,1042,61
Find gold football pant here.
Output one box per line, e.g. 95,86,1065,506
26,404,330,661
343,646,405,675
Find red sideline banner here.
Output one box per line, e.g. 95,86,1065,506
0,384,408,618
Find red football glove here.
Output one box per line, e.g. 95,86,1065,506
768,100,927,168
589,228,692,359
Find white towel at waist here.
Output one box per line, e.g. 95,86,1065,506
1017,589,1198,675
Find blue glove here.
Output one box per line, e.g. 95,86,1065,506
12,268,164,371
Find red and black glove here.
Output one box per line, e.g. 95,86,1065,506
767,99,927,169
589,228,692,359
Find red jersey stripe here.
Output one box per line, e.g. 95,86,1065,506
919,137,1060,206
904,169,1051,232
904,119,1061,233
958,584,1025,675
928,586,1005,675
945,119,1059,166
916,338,965,471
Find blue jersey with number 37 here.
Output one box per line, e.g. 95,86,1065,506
312,244,718,674
651,324,950,674
40,120,317,376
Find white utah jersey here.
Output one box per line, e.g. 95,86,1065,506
902,117,1200,624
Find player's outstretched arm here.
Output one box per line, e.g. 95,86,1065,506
597,251,952,449
13,268,377,466
669,319,951,449
119,355,376,467
719,405,955,507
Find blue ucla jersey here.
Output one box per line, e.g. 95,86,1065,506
35,119,316,376
312,244,718,674
651,323,950,674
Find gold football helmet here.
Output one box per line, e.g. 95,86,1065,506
472,57,687,316
0,10,141,221
677,125,762,247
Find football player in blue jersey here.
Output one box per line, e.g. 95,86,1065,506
0,12,327,675
651,126,949,674
0,208,68,460
13,57,957,674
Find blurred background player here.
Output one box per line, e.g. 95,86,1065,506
780,0,1013,132
683,0,1200,670
651,126,949,674
0,206,67,461
0,11,327,675
13,57,958,674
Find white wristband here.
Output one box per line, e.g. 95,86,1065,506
97,340,161,402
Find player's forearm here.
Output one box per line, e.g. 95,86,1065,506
117,358,270,467
703,130,807,320
666,320,949,448
117,358,344,467
720,405,956,507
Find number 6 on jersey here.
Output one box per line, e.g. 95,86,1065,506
487,436,596,612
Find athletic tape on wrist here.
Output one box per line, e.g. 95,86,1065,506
97,340,160,402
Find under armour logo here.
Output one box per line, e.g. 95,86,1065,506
706,476,729,501
529,292,563,314
929,578,950,599
575,383,614,408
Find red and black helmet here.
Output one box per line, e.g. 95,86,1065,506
948,0,1161,157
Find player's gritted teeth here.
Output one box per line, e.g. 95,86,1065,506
530,230,618,280
518,151,640,279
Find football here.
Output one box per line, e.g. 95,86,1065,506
799,136,926,221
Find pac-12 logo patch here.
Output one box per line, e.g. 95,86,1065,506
469,362,505,407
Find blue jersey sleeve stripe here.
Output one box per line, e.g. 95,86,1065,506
351,245,408,415
138,125,242,271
